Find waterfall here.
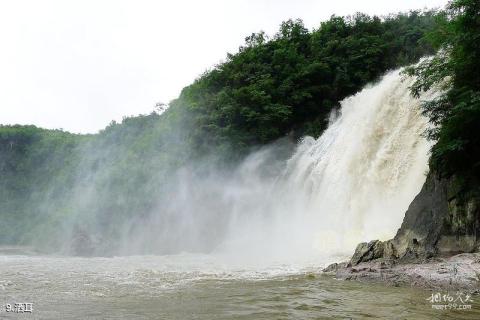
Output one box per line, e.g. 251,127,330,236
122,69,431,268
211,69,431,265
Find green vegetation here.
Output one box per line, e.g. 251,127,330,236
406,0,480,187
0,126,82,243
174,12,438,157
0,11,441,253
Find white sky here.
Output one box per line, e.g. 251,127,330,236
0,0,448,133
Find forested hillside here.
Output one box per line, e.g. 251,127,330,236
407,0,479,188
172,12,438,157
0,11,440,253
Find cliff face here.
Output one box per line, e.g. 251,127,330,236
393,173,480,259
350,173,480,265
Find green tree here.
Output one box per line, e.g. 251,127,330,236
406,0,480,183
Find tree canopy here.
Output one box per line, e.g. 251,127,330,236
406,0,480,185
172,11,438,158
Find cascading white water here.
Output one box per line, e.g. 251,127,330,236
214,69,432,265
123,68,432,269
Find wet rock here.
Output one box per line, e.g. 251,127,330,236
383,240,397,259
397,246,420,264
323,262,348,273
350,240,385,265
393,174,449,258
350,242,368,265
393,173,480,258
332,252,480,291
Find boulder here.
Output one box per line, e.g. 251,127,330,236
323,262,348,273
350,240,385,265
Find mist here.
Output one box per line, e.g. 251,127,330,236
11,69,429,271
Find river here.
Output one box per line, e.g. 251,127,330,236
1,250,479,319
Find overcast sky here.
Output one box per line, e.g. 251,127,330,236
0,0,448,133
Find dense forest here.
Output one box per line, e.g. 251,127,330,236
406,0,479,191
173,12,438,157
2,6,475,254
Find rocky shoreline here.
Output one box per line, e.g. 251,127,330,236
324,253,480,292
324,172,480,293
323,171,480,291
